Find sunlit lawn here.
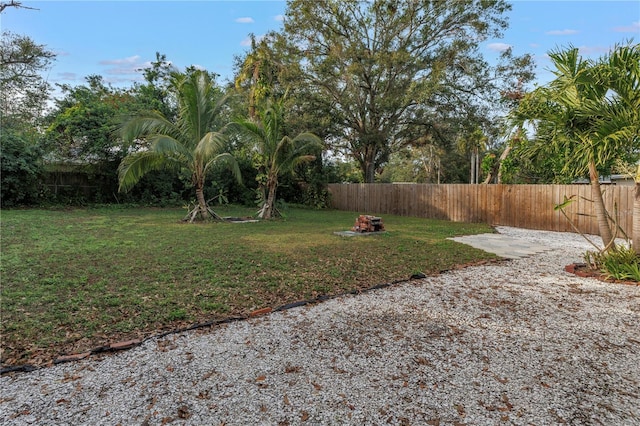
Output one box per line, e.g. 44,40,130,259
1,205,496,366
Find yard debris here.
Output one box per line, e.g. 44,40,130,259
352,215,385,233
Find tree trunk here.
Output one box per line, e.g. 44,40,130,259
496,145,512,184
475,148,480,184
589,160,615,250
484,145,512,184
259,176,278,219
469,151,475,184
633,165,640,254
195,184,210,220
364,160,376,183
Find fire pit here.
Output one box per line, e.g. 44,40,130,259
352,215,385,233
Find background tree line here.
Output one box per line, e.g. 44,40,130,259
2,0,637,213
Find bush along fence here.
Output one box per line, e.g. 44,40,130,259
327,183,635,236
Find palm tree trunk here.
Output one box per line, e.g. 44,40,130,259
195,184,209,220
469,151,475,184
258,174,278,219
589,160,615,250
260,184,277,219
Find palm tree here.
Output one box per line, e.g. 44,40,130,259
604,44,640,252
515,43,640,251
457,127,488,184
118,70,241,222
233,99,323,219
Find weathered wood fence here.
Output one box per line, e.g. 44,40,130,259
327,183,635,236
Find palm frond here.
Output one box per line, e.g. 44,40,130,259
118,151,176,193
195,131,227,163
230,119,268,149
118,111,179,143
204,152,242,184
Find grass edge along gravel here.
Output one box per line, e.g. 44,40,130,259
1,206,497,368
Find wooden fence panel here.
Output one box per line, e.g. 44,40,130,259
327,183,635,236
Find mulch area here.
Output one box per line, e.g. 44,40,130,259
564,263,640,286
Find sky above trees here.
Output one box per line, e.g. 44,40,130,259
3,0,639,90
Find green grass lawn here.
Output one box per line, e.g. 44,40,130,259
1,205,496,366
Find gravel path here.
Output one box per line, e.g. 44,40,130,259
2,227,639,425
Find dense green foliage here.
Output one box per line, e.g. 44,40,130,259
0,125,45,206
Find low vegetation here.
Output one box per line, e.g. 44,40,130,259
584,246,640,282
1,206,495,366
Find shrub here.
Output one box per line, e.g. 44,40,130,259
584,246,640,281
1,128,45,206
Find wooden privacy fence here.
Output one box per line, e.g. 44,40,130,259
327,183,635,236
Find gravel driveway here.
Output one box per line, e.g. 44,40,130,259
2,227,639,425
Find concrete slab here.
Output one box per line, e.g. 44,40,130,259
333,231,388,237
448,233,551,259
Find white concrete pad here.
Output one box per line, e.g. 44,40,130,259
448,233,551,259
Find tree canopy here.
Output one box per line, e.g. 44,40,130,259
277,0,533,182
0,30,55,126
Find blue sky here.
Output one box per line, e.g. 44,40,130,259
2,0,639,92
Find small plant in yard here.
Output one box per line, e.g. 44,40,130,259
584,246,640,281
556,195,639,282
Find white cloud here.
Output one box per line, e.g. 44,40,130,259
529,43,540,49
577,45,612,55
274,14,284,22
487,42,511,52
613,21,640,33
99,55,141,65
235,17,254,24
56,71,77,81
99,55,146,76
545,29,579,36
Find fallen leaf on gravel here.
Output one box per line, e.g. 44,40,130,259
197,390,210,400
492,373,508,384
256,375,266,382
301,411,309,421
285,365,301,373
414,356,431,366
177,405,191,419
202,369,216,380
283,395,290,405
146,396,157,410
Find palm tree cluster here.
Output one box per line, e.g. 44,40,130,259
514,43,640,251
118,69,322,222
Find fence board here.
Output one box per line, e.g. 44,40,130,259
327,183,636,236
